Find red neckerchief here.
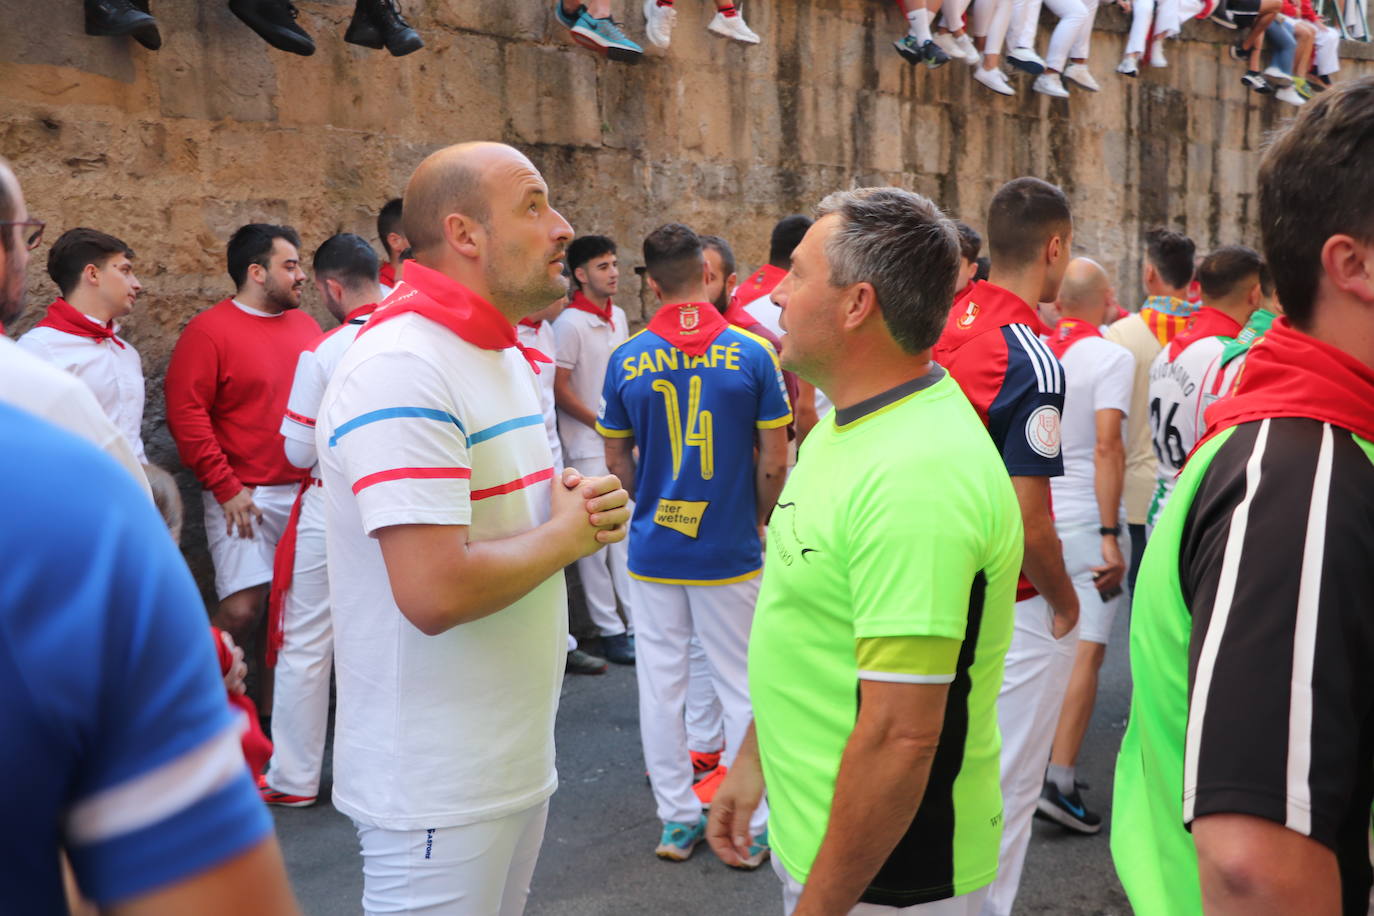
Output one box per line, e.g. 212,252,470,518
935,280,1041,360
722,296,762,331
735,263,787,306
379,262,396,288
1047,317,1103,360
1167,306,1244,360
34,298,125,349
518,317,543,329
1200,317,1374,449
566,290,615,330
359,261,552,374
647,301,730,357
345,303,377,325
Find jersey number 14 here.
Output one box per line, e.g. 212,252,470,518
652,376,715,480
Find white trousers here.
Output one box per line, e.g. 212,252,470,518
630,576,767,833
1011,0,1088,70
202,482,296,599
1314,22,1340,75
980,596,1079,916
1067,0,1100,60
568,453,633,637
265,483,332,797
686,636,725,753
775,857,991,914
940,0,975,31
355,802,549,916
970,0,1014,56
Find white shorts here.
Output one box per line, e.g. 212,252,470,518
1056,524,1130,646
773,857,990,914
202,482,297,600
355,801,549,915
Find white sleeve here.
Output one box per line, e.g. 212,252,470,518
280,350,324,469
553,315,581,371
1094,346,1136,418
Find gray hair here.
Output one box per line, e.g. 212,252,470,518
815,187,960,354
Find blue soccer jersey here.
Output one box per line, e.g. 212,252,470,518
597,320,792,584
0,404,271,911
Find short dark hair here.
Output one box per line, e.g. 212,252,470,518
1197,245,1271,301
314,232,380,290
377,198,404,258
643,223,705,294
567,235,616,285
769,215,813,267
974,256,991,284
227,223,301,289
1143,227,1197,290
986,178,1072,269
1260,77,1374,327
815,187,960,355
699,234,736,279
955,221,982,263
46,228,135,297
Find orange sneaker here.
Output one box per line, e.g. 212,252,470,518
693,764,728,806
690,749,722,781
256,772,316,808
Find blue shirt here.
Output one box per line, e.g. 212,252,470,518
0,404,271,910
597,324,792,584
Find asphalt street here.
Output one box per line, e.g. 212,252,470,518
274,609,1135,916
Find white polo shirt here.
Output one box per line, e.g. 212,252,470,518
18,316,148,463
317,310,566,830
552,303,627,461
517,319,562,470
1049,336,1134,528
1146,335,1230,528
280,309,374,474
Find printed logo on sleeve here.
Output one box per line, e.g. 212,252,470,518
1025,405,1062,458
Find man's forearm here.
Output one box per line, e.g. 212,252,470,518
1093,442,1125,528
605,442,637,503
553,376,598,429
793,724,938,914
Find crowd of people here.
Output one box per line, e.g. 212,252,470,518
6,76,1374,916
80,0,1364,103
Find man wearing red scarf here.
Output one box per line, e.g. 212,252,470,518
376,197,407,296
1142,245,1268,531
19,227,149,465
1114,80,1374,916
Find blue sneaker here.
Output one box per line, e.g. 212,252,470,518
655,816,707,861
553,0,581,29
569,10,643,62
892,34,923,64
726,828,771,870
1034,779,1102,835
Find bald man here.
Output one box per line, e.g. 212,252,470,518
315,142,631,915
1038,258,1132,834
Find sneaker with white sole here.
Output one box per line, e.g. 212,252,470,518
642,0,676,47
1007,46,1046,75
1262,65,1293,86
1063,63,1100,91
1035,779,1102,835
655,816,707,861
568,9,644,61
1208,4,1237,27
1149,40,1167,67
932,31,962,61
1241,71,1274,93
1033,72,1070,97
726,829,771,871
973,65,1015,95
1117,54,1139,76
954,32,979,63
257,773,317,808
1274,85,1306,105
707,10,760,43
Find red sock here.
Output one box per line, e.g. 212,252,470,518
656,0,674,6
718,3,738,15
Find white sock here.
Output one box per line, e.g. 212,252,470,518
906,8,933,42
1047,763,1076,794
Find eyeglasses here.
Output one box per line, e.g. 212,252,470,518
0,220,45,251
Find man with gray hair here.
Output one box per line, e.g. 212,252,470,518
707,188,1023,914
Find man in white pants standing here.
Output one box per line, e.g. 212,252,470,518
554,234,634,665
317,141,630,914
259,233,382,807
600,223,790,864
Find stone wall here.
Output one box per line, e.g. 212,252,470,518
3,0,1371,600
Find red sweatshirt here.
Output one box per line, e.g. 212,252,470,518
165,299,321,503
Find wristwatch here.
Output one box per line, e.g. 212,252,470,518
1099,525,1121,537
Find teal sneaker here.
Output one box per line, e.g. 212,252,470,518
655,816,707,861
569,10,643,63
553,0,581,29
726,829,771,870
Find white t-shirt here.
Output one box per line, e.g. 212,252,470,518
517,319,562,469
280,311,373,473
742,292,833,419
552,304,627,460
1049,336,1134,528
18,317,148,463
1146,335,1230,528
317,312,566,830
0,336,150,496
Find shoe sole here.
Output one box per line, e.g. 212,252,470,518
974,73,1015,95
570,31,642,62
892,40,923,64
707,22,759,43
261,795,317,808
655,839,701,861
925,55,950,69
1007,57,1045,75
567,663,609,674
1064,76,1100,91
726,849,771,870
1034,797,1101,834
1209,14,1239,27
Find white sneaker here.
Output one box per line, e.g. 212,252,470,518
1007,46,1046,74
642,0,676,47
933,31,962,60
1149,40,1168,67
1063,63,1100,91
1262,65,1294,86
974,65,1016,95
707,10,760,43
1033,72,1070,97
1275,85,1307,106
1116,55,1139,76
955,32,979,64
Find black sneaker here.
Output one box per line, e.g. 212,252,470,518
85,0,162,49
601,632,635,666
566,648,609,675
1208,4,1238,28
227,0,316,56
923,39,951,68
1228,39,1248,61
1035,779,1102,835
1241,71,1273,93
344,0,424,56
